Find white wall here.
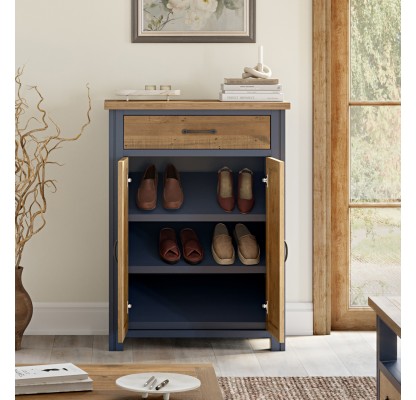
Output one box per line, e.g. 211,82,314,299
16,0,312,333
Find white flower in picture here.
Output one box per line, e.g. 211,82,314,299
193,0,218,13
167,0,191,14
184,9,211,29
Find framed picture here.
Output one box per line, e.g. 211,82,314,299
132,0,256,43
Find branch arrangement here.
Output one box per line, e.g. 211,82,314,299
15,68,92,268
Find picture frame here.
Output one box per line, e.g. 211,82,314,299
132,0,256,43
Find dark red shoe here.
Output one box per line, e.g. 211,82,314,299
159,228,181,264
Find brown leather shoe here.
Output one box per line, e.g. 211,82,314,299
237,168,254,214
159,228,181,264
217,167,235,212
136,164,157,210
233,223,260,265
163,164,184,209
180,228,204,265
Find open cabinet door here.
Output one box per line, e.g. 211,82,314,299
117,157,129,343
265,157,285,343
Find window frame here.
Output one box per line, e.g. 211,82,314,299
313,0,401,332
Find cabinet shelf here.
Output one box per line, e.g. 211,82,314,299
379,360,401,385
129,221,266,272
128,172,266,222
127,274,267,328
129,265,266,274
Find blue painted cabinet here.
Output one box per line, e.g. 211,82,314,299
105,100,290,351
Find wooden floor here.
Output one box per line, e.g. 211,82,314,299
16,332,378,377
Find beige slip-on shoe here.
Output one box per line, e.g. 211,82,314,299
211,223,235,265
233,223,260,265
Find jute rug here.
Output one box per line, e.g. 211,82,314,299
218,376,376,400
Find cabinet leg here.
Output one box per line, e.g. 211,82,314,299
270,337,284,351
109,341,124,351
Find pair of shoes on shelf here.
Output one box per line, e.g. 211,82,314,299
136,164,184,210
159,228,204,265
217,167,254,214
211,223,260,266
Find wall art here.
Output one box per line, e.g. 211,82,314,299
132,0,255,43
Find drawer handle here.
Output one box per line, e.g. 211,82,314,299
182,129,217,134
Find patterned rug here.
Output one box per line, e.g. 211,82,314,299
218,376,376,400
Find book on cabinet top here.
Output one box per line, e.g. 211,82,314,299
222,83,282,91
219,92,284,102
15,377,93,395
15,363,89,386
224,77,279,85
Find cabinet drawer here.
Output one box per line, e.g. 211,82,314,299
380,371,400,400
123,115,271,149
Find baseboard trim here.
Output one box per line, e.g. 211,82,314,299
25,302,313,336
286,302,314,336
25,303,109,335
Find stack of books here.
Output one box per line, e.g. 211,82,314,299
219,78,284,102
15,363,93,395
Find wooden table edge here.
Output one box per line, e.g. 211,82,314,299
368,296,401,337
15,363,224,400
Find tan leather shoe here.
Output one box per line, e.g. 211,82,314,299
233,223,260,265
237,168,254,214
217,167,235,212
211,223,235,265
136,164,157,210
163,164,184,209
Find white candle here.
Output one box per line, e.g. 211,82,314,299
258,45,263,65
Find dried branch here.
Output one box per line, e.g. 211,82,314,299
15,67,92,268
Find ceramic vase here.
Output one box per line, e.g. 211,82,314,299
15,266,33,350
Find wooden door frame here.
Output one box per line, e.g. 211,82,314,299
313,0,332,334
313,0,397,332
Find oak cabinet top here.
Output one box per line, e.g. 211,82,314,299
104,100,291,111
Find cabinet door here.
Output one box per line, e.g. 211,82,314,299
265,157,285,343
118,157,129,343
379,371,401,400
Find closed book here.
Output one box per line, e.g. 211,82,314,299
15,363,89,386
219,92,284,102
15,377,93,395
224,77,279,85
222,90,282,94
221,83,282,91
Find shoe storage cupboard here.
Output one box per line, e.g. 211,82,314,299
105,100,290,351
